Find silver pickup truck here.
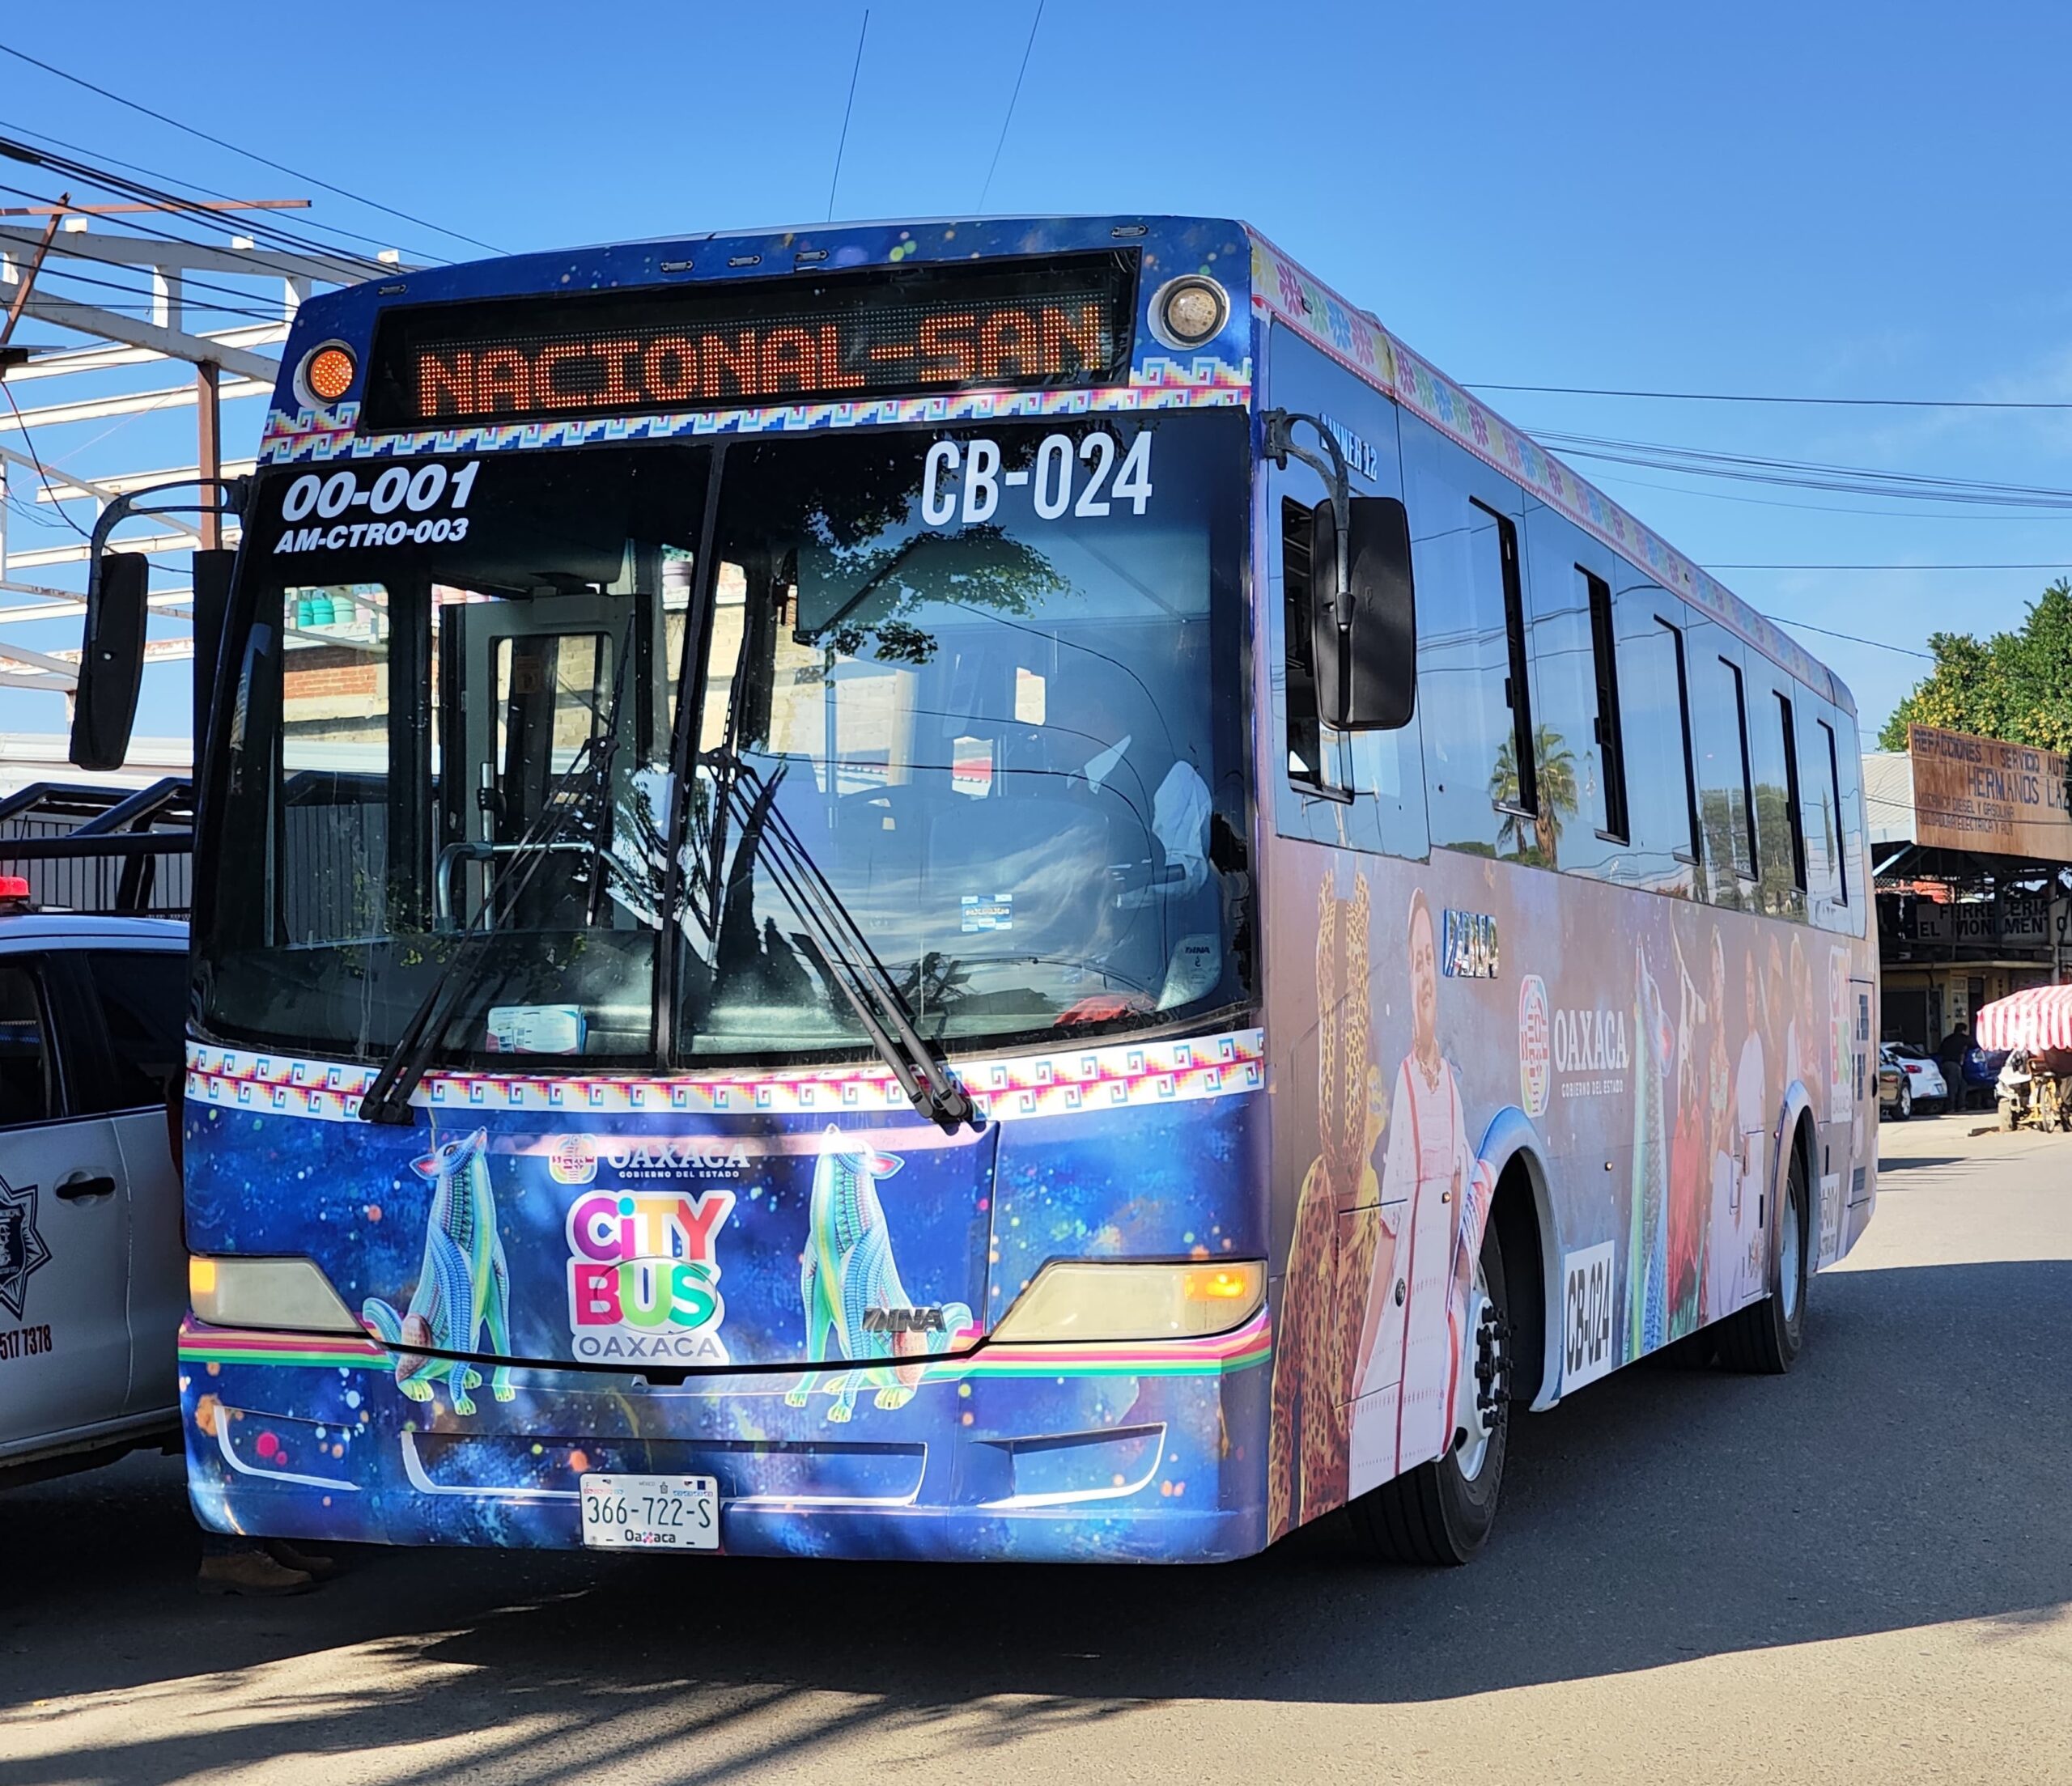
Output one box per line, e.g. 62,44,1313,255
0,905,188,1485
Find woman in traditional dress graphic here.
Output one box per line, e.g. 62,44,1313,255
1350,889,1477,1492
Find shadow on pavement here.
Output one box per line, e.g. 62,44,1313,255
2,1257,2067,1780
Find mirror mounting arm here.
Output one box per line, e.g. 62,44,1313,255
72,475,251,773
83,474,250,606
1261,409,1352,627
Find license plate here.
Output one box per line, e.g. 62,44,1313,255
579,1473,720,1550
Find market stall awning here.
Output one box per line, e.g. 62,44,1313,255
1974,985,2072,1051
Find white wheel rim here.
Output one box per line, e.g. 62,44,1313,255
1781,1182,1802,1323
1454,1254,1498,1482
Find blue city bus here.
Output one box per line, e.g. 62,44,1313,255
102,215,1875,1564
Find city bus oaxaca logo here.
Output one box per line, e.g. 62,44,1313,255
548,1135,598,1186
1518,974,1551,1119
565,1187,737,1363
0,1173,50,1321
1552,1001,1630,1100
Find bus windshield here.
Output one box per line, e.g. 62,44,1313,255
195,407,1252,1067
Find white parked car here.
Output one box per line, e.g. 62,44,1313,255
1879,1044,1949,1118
0,889,189,1486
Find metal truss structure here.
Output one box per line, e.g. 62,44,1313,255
0,195,406,719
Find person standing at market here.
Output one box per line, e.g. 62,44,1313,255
1937,1021,1971,1108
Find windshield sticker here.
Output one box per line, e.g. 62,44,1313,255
486,1004,587,1055
961,894,1013,934
566,1186,737,1364
950,736,994,797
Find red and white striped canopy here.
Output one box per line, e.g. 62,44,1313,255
1974,985,2072,1052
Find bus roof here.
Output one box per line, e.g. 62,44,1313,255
267,212,1850,718
1242,227,1852,719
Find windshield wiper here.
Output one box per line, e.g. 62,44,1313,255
358,640,632,1126
703,749,976,1133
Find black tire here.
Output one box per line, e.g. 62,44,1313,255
1347,1217,1510,1566
1717,1139,1807,1374
1895,1083,1912,1120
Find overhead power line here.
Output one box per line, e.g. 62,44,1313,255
1530,427,2072,511
978,0,1046,211
1471,381,2072,411
0,112,452,265
1715,562,2070,571
826,10,868,223
1592,466,2072,522
1761,614,1933,658
0,39,504,257
0,136,389,276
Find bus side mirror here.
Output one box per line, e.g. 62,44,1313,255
1310,494,1416,731
70,551,151,772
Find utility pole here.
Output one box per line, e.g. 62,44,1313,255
196,358,222,549
0,192,68,351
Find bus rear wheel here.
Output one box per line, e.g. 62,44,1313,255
1716,1142,1808,1374
1348,1220,1510,1567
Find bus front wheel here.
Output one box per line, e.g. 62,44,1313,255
1717,1142,1809,1374
1348,1219,1510,1567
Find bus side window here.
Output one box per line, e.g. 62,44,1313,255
1828,711,1866,936
1472,498,1538,827
1776,689,1808,898
1689,636,1759,905
1403,415,1532,862
1519,499,1624,877
1586,571,1629,845
1807,712,1845,913
1263,325,1429,859
1611,592,1701,895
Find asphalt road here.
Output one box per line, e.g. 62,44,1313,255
5,1114,2068,1785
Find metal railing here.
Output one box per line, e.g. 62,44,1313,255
0,778,193,918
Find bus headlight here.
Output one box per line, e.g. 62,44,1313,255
189,1255,363,1335
989,1259,1265,1343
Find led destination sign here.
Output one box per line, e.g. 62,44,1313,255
363,253,1136,429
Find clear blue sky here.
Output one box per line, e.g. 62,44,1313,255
6,0,2070,745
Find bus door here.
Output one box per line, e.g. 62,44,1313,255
438,592,648,933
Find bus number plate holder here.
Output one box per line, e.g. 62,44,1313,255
579,1473,720,1550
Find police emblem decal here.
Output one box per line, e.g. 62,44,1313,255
0,1173,50,1321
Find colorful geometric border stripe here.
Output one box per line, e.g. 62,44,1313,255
176,1309,1272,1382
184,1027,1267,1126
1246,229,1853,716
179,1322,388,1369
257,363,1252,465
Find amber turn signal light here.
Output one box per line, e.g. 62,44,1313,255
303,343,356,404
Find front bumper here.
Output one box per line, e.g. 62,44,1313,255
179,1313,1271,1563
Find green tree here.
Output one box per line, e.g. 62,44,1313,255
1879,579,2072,753
1491,725,1580,867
